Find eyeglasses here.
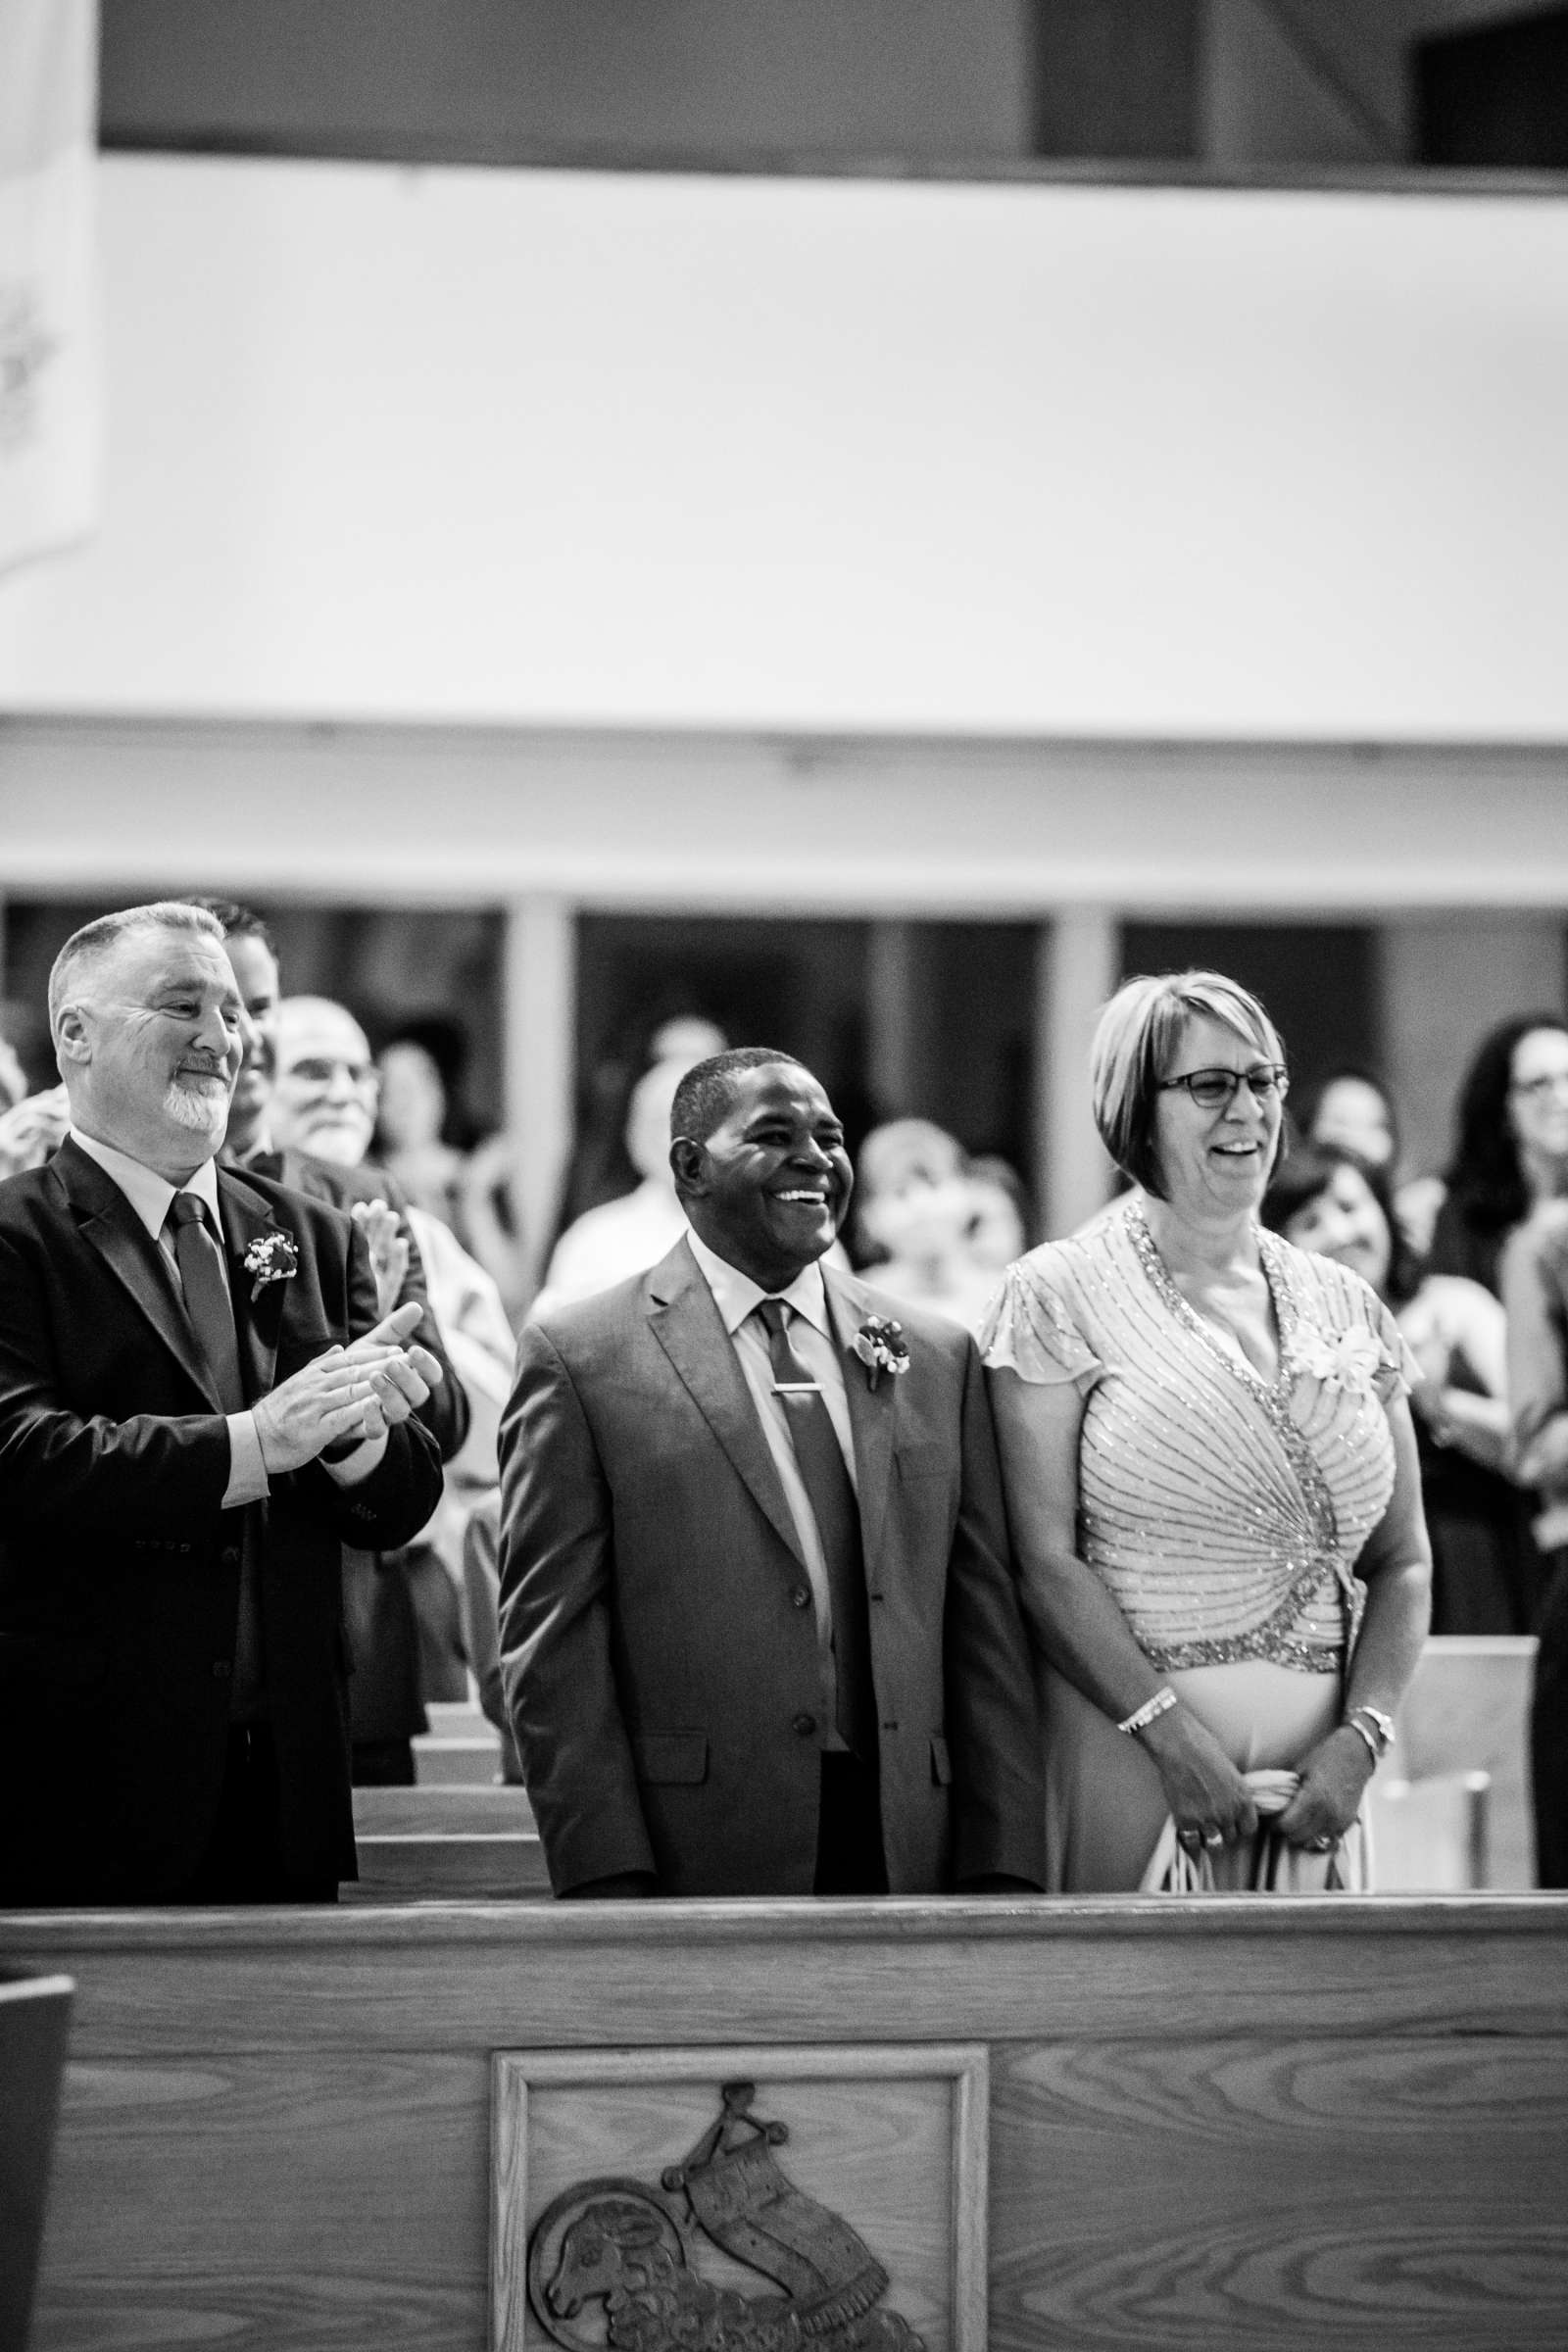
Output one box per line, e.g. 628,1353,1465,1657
1156,1065,1290,1109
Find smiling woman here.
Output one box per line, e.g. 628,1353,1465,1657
980,969,1434,1894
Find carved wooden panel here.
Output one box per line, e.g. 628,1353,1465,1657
492,2045,988,2352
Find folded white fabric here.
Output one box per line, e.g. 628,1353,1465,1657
1140,1767,1368,1893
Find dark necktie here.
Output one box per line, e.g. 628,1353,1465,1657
756,1299,875,1757
169,1193,264,1713
169,1194,246,1414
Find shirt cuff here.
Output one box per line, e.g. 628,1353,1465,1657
221,1412,270,1507
320,1430,391,1487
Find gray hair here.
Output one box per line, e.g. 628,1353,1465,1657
47,902,226,1041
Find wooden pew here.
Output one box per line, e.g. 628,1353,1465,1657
1395,1636,1536,1887
354,1785,533,1836
412,1730,503,1786
1367,1770,1491,1890
8,1898,1568,2351
424,1698,493,1740
0,1972,74,2352
347,1832,550,1900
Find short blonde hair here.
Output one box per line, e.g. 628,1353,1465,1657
1090,970,1285,1200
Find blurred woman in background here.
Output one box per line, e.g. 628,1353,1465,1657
1262,1143,1526,1634
855,1117,1000,1335
1427,1014,1568,1295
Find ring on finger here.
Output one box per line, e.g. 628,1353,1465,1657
1177,1827,1201,1848
1308,1835,1335,1852
1202,1831,1224,1849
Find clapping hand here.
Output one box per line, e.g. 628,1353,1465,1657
253,1301,442,1472
340,1299,443,1437
350,1198,411,1319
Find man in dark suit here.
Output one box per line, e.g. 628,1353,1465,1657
0,902,444,1905
499,1046,1046,1899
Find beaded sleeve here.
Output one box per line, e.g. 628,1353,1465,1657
979,1253,1103,1394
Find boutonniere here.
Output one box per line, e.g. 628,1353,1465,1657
243,1232,298,1303
1295,1323,1382,1398
851,1314,910,1390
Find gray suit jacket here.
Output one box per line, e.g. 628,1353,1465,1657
498,1235,1047,1895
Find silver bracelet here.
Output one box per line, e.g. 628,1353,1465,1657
1343,1714,1381,1766
1345,1702,1396,1760
1117,1686,1177,1737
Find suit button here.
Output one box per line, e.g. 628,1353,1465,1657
792,1712,816,1737
212,1660,232,1680
789,1586,810,1610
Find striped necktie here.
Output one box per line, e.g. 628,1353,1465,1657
756,1299,874,1757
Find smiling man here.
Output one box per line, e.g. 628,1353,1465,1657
498,1046,1047,1899
0,902,444,1904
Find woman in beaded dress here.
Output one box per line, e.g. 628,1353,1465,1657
981,973,1432,1892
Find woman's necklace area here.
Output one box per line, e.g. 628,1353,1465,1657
1130,1199,1286,1389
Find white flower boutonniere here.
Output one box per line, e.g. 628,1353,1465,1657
851,1314,910,1390
1296,1323,1382,1398
243,1232,299,1304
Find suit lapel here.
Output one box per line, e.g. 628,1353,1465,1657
827,1269,898,1578
218,1171,290,1403
54,1138,222,1410
645,1240,807,1568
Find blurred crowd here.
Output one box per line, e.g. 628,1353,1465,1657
2,909,1566,1792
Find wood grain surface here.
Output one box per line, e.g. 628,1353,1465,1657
5,1901,1566,2351
355,1787,535,1836
7,1900,1566,2056
991,2034,1568,2348
347,1833,551,1900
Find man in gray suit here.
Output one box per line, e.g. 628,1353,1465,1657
498,1047,1046,1898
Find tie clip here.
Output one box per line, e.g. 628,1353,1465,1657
771,1379,821,1396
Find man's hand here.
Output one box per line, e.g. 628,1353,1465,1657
350,1198,411,1320
252,1348,398,1476
341,1299,443,1427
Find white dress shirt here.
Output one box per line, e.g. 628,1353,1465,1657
685,1227,861,1746
69,1126,269,1506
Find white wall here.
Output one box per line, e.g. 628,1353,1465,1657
1,157,1566,739
2,722,1564,908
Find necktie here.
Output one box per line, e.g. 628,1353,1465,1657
756,1299,875,1757
169,1194,246,1414
169,1193,263,1712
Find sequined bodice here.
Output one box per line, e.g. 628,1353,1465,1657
981,1201,1410,1674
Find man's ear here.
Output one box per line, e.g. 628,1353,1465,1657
53,1005,92,1069
669,1135,706,1197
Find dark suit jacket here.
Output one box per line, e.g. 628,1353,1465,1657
498,1236,1047,1896
0,1138,444,1904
